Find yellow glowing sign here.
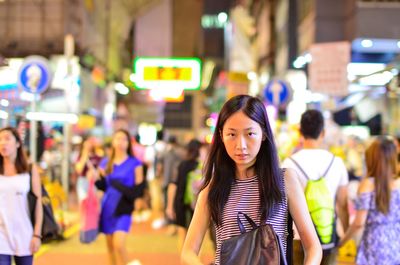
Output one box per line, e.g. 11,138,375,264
134,57,201,90
143,67,192,81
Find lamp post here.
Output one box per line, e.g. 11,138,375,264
61,34,75,197
27,65,40,164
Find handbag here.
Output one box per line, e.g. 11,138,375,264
220,212,289,265
27,174,60,243
79,179,100,244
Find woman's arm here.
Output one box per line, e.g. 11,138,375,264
181,186,211,265
336,185,349,232
31,164,43,253
110,165,146,200
339,209,368,246
285,168,322,265
135,165,144,185
166,162,180,220
166,183,177,220
339,178,371,246
86,160,99,181
75,151,89,175
94,159,108,191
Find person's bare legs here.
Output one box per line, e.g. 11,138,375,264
105,235,117,265
113,231,129,265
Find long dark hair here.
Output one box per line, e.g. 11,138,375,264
365,136,398,214
0,127,29,174
105,129,134,175
201,95,283,226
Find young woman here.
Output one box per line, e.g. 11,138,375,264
75,136,102,202
339,136,400,264
0,127,43,265
96,129,144,265
166,139,202,251
181,95,322,265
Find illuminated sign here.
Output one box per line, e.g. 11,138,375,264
18,56,52,94
134,57,201,90
149,87,184,103
201,13,228,29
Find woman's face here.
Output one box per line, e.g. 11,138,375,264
0,130,20,158
221,111,264,169
112,131,129,153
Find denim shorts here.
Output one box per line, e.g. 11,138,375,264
0,255,33,265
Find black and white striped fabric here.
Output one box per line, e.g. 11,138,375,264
214,174,289,265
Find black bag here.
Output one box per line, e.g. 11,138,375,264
94,176,107,192
220,212,291,265
27,174,60,243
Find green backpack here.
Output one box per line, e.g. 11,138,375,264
289,155,337,249
184,162,203,209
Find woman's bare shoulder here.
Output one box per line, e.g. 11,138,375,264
283,168,300,187
358,177,374,194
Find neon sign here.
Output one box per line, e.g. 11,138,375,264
134,57,201,90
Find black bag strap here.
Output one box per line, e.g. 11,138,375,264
289,154,335,181
286,212,293,265
237,212,258,234
28,164,35,195
281,168,294,265
28,163,32,188
29,172,32,191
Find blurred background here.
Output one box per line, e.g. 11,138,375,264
0,0,400,264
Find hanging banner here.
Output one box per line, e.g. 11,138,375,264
309,41,350,97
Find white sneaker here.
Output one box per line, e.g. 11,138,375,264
151,218,167,229
141,210,151,221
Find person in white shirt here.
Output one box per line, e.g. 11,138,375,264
282,109,349,265
0,127,43,265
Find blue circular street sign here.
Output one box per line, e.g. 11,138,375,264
18,56,51,94
264,80,290,106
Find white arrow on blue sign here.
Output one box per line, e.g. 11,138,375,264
17,56,51,94
264,80,290,106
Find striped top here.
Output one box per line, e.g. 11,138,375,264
214,174,289,265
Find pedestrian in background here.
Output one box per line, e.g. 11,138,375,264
131,134,151,222
156,135,181,232
339,136,400,265
75,136,103,202
0,127,43,265
282,109,349,265
166,138,201,251
181,95,322,265
96,129,144,265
